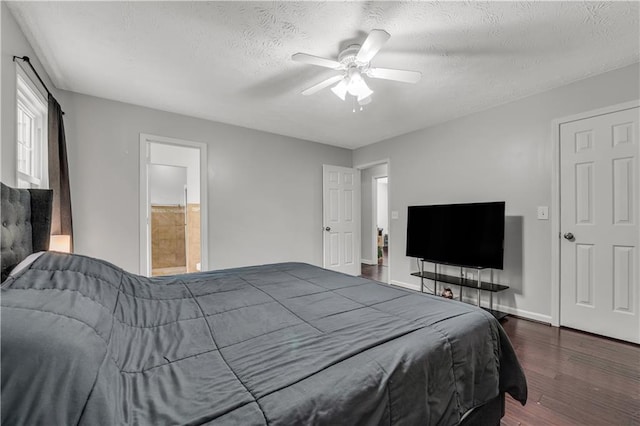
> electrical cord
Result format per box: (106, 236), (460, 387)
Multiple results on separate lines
(416, 258), (433, 293)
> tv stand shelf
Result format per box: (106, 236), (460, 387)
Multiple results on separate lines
(410, 271), (509, 293)
(411, 262), (509, 320)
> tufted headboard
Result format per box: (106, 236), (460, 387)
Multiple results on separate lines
(1, 183), (53, 282)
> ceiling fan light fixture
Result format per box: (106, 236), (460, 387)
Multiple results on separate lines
(331, 79), (348, 101)
(353, 79), (373, 101)
(346, 69), (365, 96)
(342, 68), (374, 100)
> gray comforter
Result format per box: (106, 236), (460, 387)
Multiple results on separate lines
(1, 253), (526, 425)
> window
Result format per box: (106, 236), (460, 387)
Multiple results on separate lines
(16, 67), (47, 189)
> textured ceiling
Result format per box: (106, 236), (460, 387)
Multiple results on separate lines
(7, 1), (640, 149)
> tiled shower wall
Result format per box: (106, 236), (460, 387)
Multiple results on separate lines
(151, 205), (186, 270)
(151, 204), (201, 275)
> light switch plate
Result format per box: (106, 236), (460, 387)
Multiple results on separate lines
(537, 206), (549, 220)
(391, 210), (399, 220)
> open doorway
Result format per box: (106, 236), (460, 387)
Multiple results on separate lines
(359, 162), (389, 283)
(139, 134), (208, 277)
(376, 177), (389, 268)
(149, 164), (188, 276)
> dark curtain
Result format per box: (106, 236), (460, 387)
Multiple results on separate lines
(48, 94), (74, 252)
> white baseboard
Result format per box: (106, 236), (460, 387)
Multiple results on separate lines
(361, 258), (376, 266)
(458, 296), (552, 324)
(492, 303), (552, 324)
(390, 279), (421, 292)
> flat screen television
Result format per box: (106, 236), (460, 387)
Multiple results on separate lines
(406, 201), (505, 269)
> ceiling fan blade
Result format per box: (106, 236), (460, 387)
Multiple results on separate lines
(301, 75), (344, 96)
(356, 29), (391, 63)
(367, 68), (422, 84)
(292, 53), (342, 69)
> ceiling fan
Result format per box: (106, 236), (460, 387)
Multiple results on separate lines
(292, 29), (421, 108)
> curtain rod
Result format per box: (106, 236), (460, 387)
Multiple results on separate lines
(13, 55), (65, 115)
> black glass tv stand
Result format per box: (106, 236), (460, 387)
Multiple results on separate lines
(410, 260), (509, 320)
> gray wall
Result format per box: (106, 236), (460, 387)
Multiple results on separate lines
(353, 63), (640, 322)
(360, 163), (387, 264)
(377, 179), (388, 235)
(1, 2), (58, 185)
(150, 143), (200, 204)
(58, 91), (351, 273)
(149, 164), (187, 205)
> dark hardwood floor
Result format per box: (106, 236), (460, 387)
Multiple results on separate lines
(500, 316), (640, 425)
(361, 263), (388, 282)
(361, 247), (388, 283)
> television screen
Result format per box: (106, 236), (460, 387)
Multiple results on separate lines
(406, 202), (505, 269)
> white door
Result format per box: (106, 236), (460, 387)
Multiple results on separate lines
(323, 165), (360, 276)
(560, 106), (639, 343)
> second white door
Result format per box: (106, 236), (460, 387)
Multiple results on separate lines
(560, 106), (639, 343)
(323, 165), (360, 276)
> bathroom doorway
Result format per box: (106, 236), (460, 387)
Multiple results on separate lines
(149, 164), (188, 276)
(139, 134), (208, 277)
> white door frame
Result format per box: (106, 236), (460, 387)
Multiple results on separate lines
(550, 100), (639, 327)
(356, 159), (391, 284)
(139, 133), (209, 276)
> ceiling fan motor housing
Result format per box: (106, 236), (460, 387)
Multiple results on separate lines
(338, 44), (367, 68)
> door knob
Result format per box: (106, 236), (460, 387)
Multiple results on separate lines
(563, 232), (574, 241)
(325, 227), (331, 232)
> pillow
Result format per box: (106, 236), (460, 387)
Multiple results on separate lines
(7, 251), (45, 280)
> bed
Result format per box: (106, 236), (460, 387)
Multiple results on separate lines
(1, 183), (527, 425)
